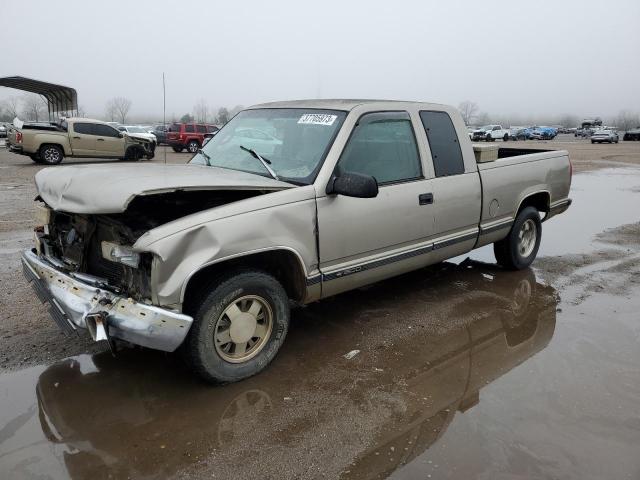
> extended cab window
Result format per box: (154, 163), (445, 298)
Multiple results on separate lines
(338, 111), (421, 185)
(196, 125), (207, 133)
(94, 124), (120, 137)
(185, 124), (195, 133)
(73, 123), (94, 135)
(419, 111), (465, 177)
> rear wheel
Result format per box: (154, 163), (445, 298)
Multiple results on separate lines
(503, 133), (509, 141)
(494, 206), (542, 270)
(39, 145), (63, 165)
(183, 269), (290, 383)
(187, 140), (200, 153)
(486, 134), (493, 142)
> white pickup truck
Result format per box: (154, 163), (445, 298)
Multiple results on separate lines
(471, 124), (510, 142)
(22, 99), (572, 383)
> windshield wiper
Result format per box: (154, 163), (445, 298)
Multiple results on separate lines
(240, 145), (279, 180)
(197, 149), (212, 166)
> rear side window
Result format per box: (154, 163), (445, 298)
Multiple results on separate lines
(338, 111), (422, 185)
(196, 125), (207, 133)
(169, 123), (181, 132)
(419, 111), (465, 177)
(73, 123), (94, 135)
(185, 124), (195, 133)
(206, 125), (218, 133)
(94, 124), (120, 137)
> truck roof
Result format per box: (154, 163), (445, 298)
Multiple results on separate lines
(248, 99), (451, 111)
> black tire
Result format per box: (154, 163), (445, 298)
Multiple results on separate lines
(38, 144), (63, 165)
(187, 140), (200, 153)
(486, 134), (493, 142)
(591, 140), (595, 144)
(503, 134), (509, 141)
(125, 146), (142, 161)
(29, 154), (42, 163)
(183, 269), (290, 384)
(493, 206), (542, 270)
(172, 146), (184, 153)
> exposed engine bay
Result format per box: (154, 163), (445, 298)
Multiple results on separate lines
(38, 189), (268, 301)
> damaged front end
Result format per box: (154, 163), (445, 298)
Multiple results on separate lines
(22, 202), (193, 351)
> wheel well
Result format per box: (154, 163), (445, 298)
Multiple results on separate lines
(518, 192), (550, 215)
(183, 250), (307, 309)
(39, 143), (63, 153)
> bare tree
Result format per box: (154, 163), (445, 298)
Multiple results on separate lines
(2, 97), (21, 120)
(216, 107), (230, 125)
(106, 97), (132, 123)
(458, 101), (479, 125)
(614, 110), (640, 131)
(193, 98), (209, 123)
(475, 111), (491, 126)
(229, 105), (244, 118)
(22, 94), (47, 122)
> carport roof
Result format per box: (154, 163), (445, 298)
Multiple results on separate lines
(0, 76), (78, 117)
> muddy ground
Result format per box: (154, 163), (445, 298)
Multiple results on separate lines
(0, 138), (639, 479)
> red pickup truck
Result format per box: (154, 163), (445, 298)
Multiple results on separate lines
(167, 123), (219, 153)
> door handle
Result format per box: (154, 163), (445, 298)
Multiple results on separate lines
(72, 136), (81, 139)
(97, 138), (105, 141)
(418, 193), (434, 205)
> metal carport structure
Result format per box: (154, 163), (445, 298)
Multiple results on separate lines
(0, 76), (78, 120)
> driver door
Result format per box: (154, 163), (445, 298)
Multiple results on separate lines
(317, 111), (435, 297)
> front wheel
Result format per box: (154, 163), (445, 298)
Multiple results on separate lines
(503, 134), (509, 141)
(486, 134), (493, 142)
(172, 146), (184, 153)
(493, 206), (542, 270)
(183, 269), (290, 383)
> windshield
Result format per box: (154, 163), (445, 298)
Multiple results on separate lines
(126, 126), (147, 133)
(481, 125), (492, 130)
(190, 108), (347, 184)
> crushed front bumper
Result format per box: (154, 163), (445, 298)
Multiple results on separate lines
(21, 249), (192, 352)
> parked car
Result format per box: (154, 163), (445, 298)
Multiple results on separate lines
(471, 125), (510, 142)
(591, 129), (619, 144)
(167, 122), (219, 153)
(530, 126), (557, 140)
(6, 117), (154, 164)
(152, 124), (169, 145)
(21, 100), (572, 383)
(508, 127), (532, 141)
(117, 125), (157, 147)
(0, 123), (7, 138)
(623, 127), (640, 141)
(202, 129), (219, 146)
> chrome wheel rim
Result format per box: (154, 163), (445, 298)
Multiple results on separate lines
(214, 295), (273, 363)
(189, 142), (198, 152)
(44, 148), (59, 162)
(517, 219), (537, 258)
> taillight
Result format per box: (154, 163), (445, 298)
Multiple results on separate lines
(16, 132), (22, 143)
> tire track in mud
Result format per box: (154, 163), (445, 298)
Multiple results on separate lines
(536, 222), (640, 305)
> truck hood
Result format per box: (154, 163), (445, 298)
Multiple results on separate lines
(35, 163), (294, 214)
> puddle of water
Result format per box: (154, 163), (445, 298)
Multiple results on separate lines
(0, 262), (560, 479)
(1, 168), (639, 479)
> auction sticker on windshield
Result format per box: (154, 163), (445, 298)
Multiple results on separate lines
(297, 114), (337, 126)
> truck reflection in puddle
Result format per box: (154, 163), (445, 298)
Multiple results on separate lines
(34, 261), (557, 479)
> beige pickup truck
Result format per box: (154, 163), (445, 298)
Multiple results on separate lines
(7, 117), (154, 164)
(21, 100), (572, 383)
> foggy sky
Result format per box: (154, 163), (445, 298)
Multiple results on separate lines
(1, 0), (639, 121)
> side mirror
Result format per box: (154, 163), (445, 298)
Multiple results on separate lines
(118, 132), (124, 138)
(327, 171), (378, 198)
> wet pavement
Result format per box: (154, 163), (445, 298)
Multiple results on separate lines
(1, 167), (640, 479)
